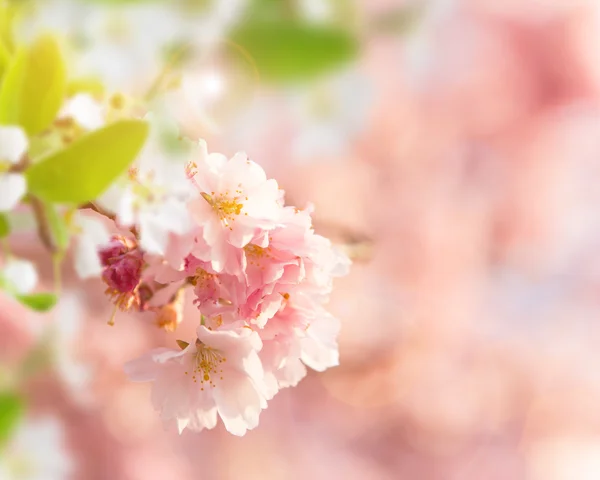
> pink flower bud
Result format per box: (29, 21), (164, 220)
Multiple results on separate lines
(98, 236), (136, 266)
(102, 253), (143, 293)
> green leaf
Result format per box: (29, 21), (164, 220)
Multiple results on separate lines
(0, 1), (16, 55)
(229, 22), (358, 83)
(0, 38), (10, 80)
(0, 392), (24, 445)
(25, 119), (149, 204)
(0, 34), (67, 135)
(0, 213), (9, 238)
(15, 293), (58, 312)
(66, 77), (105, 98)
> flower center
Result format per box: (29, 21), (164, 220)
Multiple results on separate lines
(201, 189), (248, 229)
(244, 244), (273, 268)
(187, 342), (226, 389)
(189, 267), (214, 289)
(128, 167), (165, 205)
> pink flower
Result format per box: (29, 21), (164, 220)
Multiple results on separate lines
(258, 293), (341, 399)
(124, 325), (268, 436)
(187, 141), (284, 273)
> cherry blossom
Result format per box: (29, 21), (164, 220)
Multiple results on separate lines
(125, 324), (268, 436)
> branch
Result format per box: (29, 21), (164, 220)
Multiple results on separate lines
(80, 202), (139, 238)
(29, 196), (58, 253)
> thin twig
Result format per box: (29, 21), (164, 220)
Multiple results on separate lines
(80, 202), (139, 238)
(29, 196), (58, 253)
(80, 201), (116, 222)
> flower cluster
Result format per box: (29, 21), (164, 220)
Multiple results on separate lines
(97, 141), (350, 436)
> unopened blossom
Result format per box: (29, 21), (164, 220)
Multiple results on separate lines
(187, 141), (283, 273)
(125, 324), (267, 436)
(0, 126), (28, 212)
(99, 236), (144, 322)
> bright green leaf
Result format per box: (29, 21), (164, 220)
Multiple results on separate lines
(0, 34), (67, 135)
(0, 392), (24, 445)
(0, 1), (16, 54)
(0, 38), (10, 79)
(66, 77), (105, 98)
(15, 293), (58, 312)
(229, 22), (358, 84)
(0, 213), (9, 238)
(25, 120), (149, 204)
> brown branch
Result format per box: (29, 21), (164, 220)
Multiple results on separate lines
(8, 154), (29, 174)
(29, 196), (58, 253)
(80, 202), (139, 238)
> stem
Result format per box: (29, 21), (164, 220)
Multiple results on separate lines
(29, 196), (57, 253)
(80, 202), (139, 238)
(0, 238), (10, 257)
(52, 252), (63, 294)
(144, 42), (192, 102)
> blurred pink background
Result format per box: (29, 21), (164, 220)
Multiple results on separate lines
(4, 1), (600, 479)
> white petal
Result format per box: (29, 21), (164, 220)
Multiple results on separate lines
(74, 236), (103, 279)
(77, 214), (111, 244)
(0, 173), (26, 212)
(60, 94), (105, 130)
(73, 214), (110, 279)
(0, 126), (28, 164)
(2, 258), (38, 294)
(139, 213), (170, 255)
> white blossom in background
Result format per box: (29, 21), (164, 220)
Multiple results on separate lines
(0, 258), (38, 295)
(59, 94), (106, 131)
(20, 0), (248, 92)
(0, 417), (73, 480)
(97, 116), (197, 255)
(71, 212), (111, 279)
(289, 69), (373, 160)
(299, 0), (335, 23)
(0, 126), (28, 212)
(50, 292), (94, 405)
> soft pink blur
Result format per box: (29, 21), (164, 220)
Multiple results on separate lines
(5, 1), (600, 479)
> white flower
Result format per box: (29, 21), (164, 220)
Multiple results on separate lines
(50, 292), (93, 405)
(0, 258), (38, 295)
(59, 94), (105, 131)
(97, 117), (196, 255)
(71, 212), (110, 279)
(125, 325), (268, 436)
(22, 0), (247, 91)
(0, 417), (73, 480)
(0, 126), (28, 212)
(290, 70), (373, 160)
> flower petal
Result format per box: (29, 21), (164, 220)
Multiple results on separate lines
(0, 126), (28, 164)
(0, 173), (26, 212)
